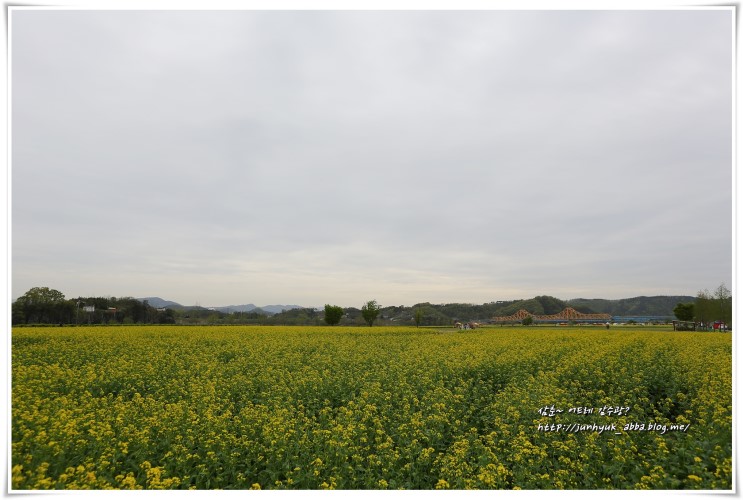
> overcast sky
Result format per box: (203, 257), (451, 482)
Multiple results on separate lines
(10, 8), (733, 307)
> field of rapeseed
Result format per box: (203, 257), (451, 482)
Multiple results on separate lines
(12, 325), (732, 490)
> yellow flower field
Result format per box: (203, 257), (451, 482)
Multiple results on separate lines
(11, 325), (732, 490)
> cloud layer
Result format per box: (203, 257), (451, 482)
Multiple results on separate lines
(11, 9), (733, 306)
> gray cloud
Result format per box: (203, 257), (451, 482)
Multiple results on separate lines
(11, 9), (733, 306)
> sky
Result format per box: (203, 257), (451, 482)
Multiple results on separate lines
(9, 7), (734, 308)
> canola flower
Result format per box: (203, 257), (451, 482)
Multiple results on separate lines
(12, 325), (732, 490)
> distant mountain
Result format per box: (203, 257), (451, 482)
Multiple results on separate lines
(213, 304), (259, 314)
(138, 297), (184, 309)
(137, 298), (304, 315)
(260, 304), (304, 314)
(380, 295), (693, 325)
(137, 296), (691, 321)
(212, 304), (304, 314)
(567, 296), (695, 316)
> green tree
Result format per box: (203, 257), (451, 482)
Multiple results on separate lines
(324, 304), (344, 326)
(14, 286), (69, 324)
(522, 315), (534, 326)
(361, 300), (381, 327)
(714, 282), (732, 327)
(673, 302), (695, 321)
(695, 289), (715, 327)
(414, 308), (424, 327)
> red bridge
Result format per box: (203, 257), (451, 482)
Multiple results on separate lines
(493, 307), (611, 324)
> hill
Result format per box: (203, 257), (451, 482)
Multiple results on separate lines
(376, 295), (692, 326)
(212, 304), (304, 315)
(136, 295), (694, 326)
(137, 298), (304, 315)
(566, 296), (695, 316)
(138, 297), (183, 309)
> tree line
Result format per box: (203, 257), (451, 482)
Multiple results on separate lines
(10, 289), (425, 328)
(14, 286), (725, 328)
(10, 288), (389, 327)
(12, 287), (177, 325)
(673, 283), (732, 329)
